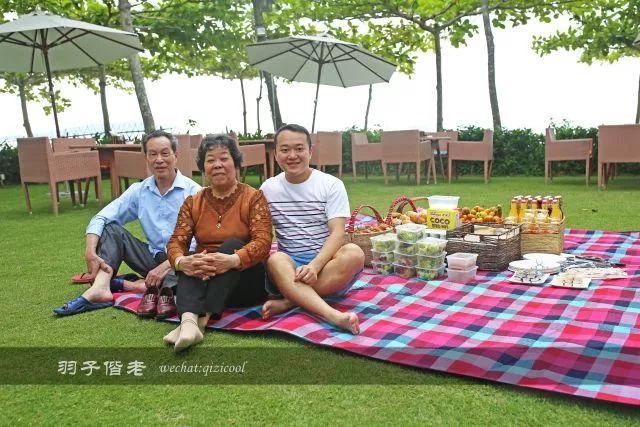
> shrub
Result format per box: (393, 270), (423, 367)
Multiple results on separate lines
(0, 142), (19, 184)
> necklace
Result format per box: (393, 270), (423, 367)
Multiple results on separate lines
(210, 181), (238, 199)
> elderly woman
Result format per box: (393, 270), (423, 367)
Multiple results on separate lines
(164, 134), (272, 351)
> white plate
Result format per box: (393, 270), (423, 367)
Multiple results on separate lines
(508, 259), (561, 274)
(507, 273), (550, 285)
(523, 253), (566, 264)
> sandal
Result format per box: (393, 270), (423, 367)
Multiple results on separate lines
(71, 272), (94, 284)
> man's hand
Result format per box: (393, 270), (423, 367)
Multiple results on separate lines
(295, 263), (319, 285)
(145, 260), (171, 288)
(85, 251), (112, 279)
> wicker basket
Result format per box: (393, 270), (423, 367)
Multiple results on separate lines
(346, 205), (390, 267)
(384, 195), (418, 225)
(445, 223), (522, 271)
(520, 219), (566, 255)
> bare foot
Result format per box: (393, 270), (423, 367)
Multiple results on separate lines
(333, 311), (360, 334)
(163, 325), (181, 346)
(262, 298), (295, 320)
(82, 286), (113, 303)
(124, 279), (147, 293)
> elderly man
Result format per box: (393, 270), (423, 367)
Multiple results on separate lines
(54, 130), (201, 317)
(260, 124), (365, 334)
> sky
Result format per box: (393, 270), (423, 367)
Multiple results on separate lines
(0, 16), (638, 141)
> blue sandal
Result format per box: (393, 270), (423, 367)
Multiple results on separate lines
(110, 273), (141, 293)
(53, 296), (113, 316)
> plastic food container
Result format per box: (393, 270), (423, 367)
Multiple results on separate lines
(446, 266), (478, 283)
(371, 261), (393, 275)
(395, 240), (417, 255)
(393, 252), (417, 267)
(371, 249), (394, 263)
(370, 233), (397, 252)
(417, 253), (446, 269)
(416, 265), (446, 281)
(446, 252), (478, 270)
(427, 195), (460, 209)
(416, 237), (448, 256)
(395, 223), (425, 243)
(393, 263), (416, 279)
(424, 228), (447, 239)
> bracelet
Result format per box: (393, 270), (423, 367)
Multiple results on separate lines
(175, 256), (185, 272)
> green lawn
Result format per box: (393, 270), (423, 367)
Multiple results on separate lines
(1, 174), (639, 425)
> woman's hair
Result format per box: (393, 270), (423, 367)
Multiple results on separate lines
(196, 133), (243, 172)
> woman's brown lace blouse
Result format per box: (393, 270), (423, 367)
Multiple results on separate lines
(167, 183), (272, 270)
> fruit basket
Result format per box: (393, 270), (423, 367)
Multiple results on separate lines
(346, 205), (393, 267)
(445, 223), (521, 271)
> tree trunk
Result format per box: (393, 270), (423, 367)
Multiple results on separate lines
(98, 65), (112, 135)
(364, 84), (372, 131)
(482, 0), (501, 131)
(118, 0), (155, 133)
(434, 29), (443, 131)
(17, 77), (33, 137)
(240, 77), (247, 135)
(251, 0), (283, 130)
(636, 72), (640, 124)
(256, 73), (263, 134)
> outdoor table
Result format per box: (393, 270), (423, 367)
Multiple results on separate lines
(69, 143), (142, 199)
(239, 139), (276, 177)
(420, 134), (450, 180)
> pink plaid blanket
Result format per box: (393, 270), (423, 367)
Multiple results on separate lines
(115, 228), (640, 405)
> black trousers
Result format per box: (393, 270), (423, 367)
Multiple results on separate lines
(176, 238), (267, 318)
(97, 223), (177, 288)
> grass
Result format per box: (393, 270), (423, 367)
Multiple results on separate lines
(1, 173), (639, 425)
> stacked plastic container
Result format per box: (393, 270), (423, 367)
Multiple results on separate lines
(370, 233), (397, 275)
(446, 252), (479, 283)
(393, 223), (424, 278)
(415, 237), (447, 280)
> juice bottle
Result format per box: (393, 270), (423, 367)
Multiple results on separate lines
(508, 197), (519, 222)
(541, 198), (549, 214)
(518, 197), (526, 223)
(550, 198), (563, 221)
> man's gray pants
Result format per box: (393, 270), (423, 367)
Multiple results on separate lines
(97, 223), (177, 288)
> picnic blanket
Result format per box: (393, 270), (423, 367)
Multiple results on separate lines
(114, 228), (640, 405)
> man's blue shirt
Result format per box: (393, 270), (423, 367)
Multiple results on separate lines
(86, 170), (201, 256)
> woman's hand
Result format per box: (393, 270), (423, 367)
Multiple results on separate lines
(179, 251), (241, 280)
(200, 253), (241, 277)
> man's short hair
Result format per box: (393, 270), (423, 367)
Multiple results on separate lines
(141, 130), (177, 153)
(196, 133), (243, 172)
(274, 124), (312, 148)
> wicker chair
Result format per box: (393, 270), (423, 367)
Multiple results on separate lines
(52, 137), (102, 205)
(228, 132), (267, 183)
(381, 130), (436, 185)
(350, 132), (382, 181)
(113, 150), (149, 197)
(448, 129), (494, 184)
(545, 128), (592, 186)
(310, 132), (343, 177)
(597, 124), (640, 188)
(175, 134), (194, 179)
(18, 137), (103, 215)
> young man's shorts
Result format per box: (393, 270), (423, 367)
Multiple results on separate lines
(265, 251), (362, 298)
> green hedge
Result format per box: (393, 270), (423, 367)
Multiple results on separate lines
(2, 125), (638, 184)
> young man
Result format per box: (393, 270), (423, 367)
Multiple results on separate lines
(54, 130), (201, 317)
(260, 124), (365, 334)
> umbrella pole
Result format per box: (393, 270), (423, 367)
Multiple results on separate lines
(42, 47), (61, 138)
(311, 47), (324, 134)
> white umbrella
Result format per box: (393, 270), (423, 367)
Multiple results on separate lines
(0, 9), (143, 137)
(247, 34), (396, 132)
